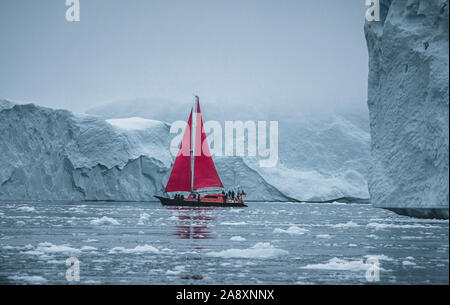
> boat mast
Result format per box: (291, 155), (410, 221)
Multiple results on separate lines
(190, 95), (198, 193)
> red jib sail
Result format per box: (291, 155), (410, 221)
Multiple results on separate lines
(193, 102), (224, 190)
(165, 111), (193, 192)
(165, 98), (223, 193)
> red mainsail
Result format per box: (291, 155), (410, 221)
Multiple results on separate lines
(165, 98), (223, 193)
(193, 102), (224, 190)
(165, 111), (193, 192)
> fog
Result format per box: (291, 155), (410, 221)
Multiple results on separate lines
(0, 0), (369, 116)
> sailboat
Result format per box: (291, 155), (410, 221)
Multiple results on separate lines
(155, 96), (247, 208)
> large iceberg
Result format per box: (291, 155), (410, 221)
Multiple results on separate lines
(87, 99), (372, 201)
(0, 99), (370, 202)
(365, 0), (449, 218)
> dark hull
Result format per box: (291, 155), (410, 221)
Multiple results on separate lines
(154, 196), (247, 208)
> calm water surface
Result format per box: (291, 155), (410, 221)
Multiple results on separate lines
(0, 201), (448, 284)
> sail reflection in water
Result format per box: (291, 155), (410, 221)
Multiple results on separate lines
(169, 207), (216, 240)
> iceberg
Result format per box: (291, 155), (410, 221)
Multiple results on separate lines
(365, 0), (449, 218)
(0, 99), (371, 202)
(0, 101), (171, 201)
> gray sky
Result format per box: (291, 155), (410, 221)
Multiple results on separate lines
(0, 0), (369, 113)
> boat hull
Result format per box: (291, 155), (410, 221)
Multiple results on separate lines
(154, 196), (247, 208)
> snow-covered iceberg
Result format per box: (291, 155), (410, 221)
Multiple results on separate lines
(365, 0), (449, 218)
(0, 99), (370, 202)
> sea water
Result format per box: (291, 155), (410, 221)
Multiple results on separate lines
(0, 201), (448, 284)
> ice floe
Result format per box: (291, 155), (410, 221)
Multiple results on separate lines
(23, 242), (82, 256)
(205, 242), (288, 259)
(230, 236), (246, 241)
(109, 244), (160, 254)
(220, 221), (247, 226)
(316, 234), (332, 239)
(166, 265), (186, 275)
(81, 246), (97, 251)
(9, 275), (48, 284)
(90, 216), (120, 226)
(273, 226), (308, 235)
(301, 257), (373, 271)
(332, 221), (360, 228)
(17, 206), (35, 212)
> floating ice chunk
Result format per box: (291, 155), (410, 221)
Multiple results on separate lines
(273, 226), (308, 235)
(332, 221), (360, 228)
(166, 265), (186, 275)
(230, 236), (246, 241)
(220, 221), (247, 226)
(301, 257), (371, 271)
(23, 242), (81, 256)
(137, 213), (151, 225)
(366, 234), (379, 239)
(316, 234), (332, 239)
(205, 242), (288, 259)
(81, 246), (97, 251)
(9, 275), (48, 284)
(90, 216), (120, 226)
(109, 244), (160, 254)
(17, 206), (35, 212)
(402, 261), (417, 266)
(364, 254), (393, 261)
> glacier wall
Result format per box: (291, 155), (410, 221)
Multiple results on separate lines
(365, 0), (449, 218)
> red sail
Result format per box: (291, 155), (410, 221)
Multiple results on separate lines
(193, 102), (224, 190)
(165, 111), (192, 192)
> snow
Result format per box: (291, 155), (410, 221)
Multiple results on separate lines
(205, 242), (288, 259)
(273, 226), (308, 235)
(364, 0), (449, 218)
(90, 216), (120, 226)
